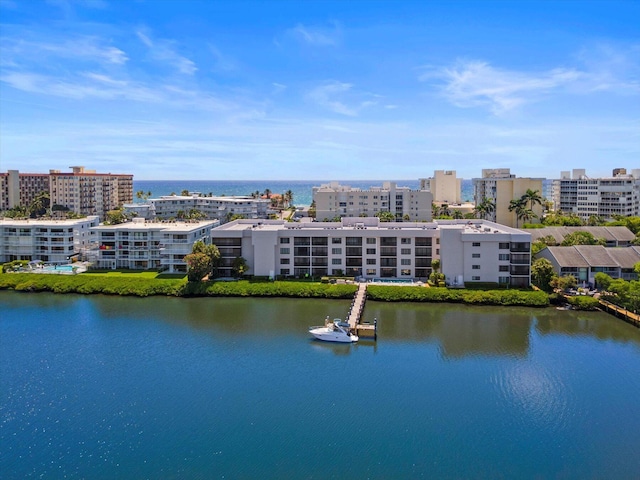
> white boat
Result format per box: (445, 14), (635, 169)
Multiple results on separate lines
(309, 317), (358, 343)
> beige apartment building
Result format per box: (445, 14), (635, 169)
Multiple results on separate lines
(312, 181), (433, 222)
(49, 166), (133, 219)
(0, 170), (50, 211)
(473, 169), (544, 227)
(1, 166), (133, 219)
(419, 170), (462, 204)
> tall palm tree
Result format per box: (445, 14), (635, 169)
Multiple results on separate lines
(285, 189), (294, 208)
(522, 189), (542, 211)
(508, 198), (536, 228)
(452, 209), (463, 219)
(474, 198), (495, 220)
(263, 188), (272, 199)
(439, 204), (451, 217)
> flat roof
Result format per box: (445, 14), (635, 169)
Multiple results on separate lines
(92, 220), (218, 232)
(0, 216), (99, 227)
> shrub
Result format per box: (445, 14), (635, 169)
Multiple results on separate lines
(567, 295), (600, 310)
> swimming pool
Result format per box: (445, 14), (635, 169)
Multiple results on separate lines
(40, 265), (75, 272)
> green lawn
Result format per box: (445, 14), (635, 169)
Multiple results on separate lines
(80, 270), (186, 280)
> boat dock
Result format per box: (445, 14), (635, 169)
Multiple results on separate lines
(599, 299), (640, 328)
(347, 283), (377, 339)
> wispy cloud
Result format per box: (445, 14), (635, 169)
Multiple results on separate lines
(287, 22), (341, 46)
(1, 35), (127, 65)
(136, 29), (197, 75)
(308, 81), (378, 116)
(421, 60), (582, 114)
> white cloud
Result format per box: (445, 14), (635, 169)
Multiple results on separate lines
(136, 29), (197, 75)
(287, 23), (340, 46)
(421, 60), (583, 114)
(1, 35), (128, 65)
(307, 81), (379, 117)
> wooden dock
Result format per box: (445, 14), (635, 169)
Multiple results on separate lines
(347, 283), (377, 339)
(599, 299), (640, 328)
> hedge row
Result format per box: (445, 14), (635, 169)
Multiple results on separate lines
(0, 274), (357, 299)
(0, 273), (185, 296)
(367, 285), (549, 307)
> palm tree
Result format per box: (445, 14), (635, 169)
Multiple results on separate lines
(437, 204), (450, 217)
(522, 189), (542, 211)
(508, 198), (536, 228)
(263, 188), (272, 199)
(431, 203), (439, 219)
(452, 209), (463, 219)
(284, 189), (294, 208)
(474, 198), (495, 220)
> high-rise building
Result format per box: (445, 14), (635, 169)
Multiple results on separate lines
(312, 181), (433, 222)
(419, 170), (461, 204)
(552, 168), (640, 220)
(0, 170), (50, 211)
(1, 166), (133, 219)
(473, 169), (544, 228)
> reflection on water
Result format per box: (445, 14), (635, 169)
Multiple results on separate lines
(2, 291), (640, 479)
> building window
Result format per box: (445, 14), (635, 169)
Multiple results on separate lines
(280, 269), (290, 275)
(401, 248), (411, 255)
(499, 265), (509, 272)
(472, 265), (480, 270)
(401, 259), (411, 266)
(472, 253), (481, 258)
(332, 238), (342, 244)
(366, 258), (376, 265)
(280, 248), (290, 254)
(499, 254), (510, 261)
(366, 238), (376, 244)
(472, 276), (481, 281)
(280, 258), (290, 264)
(401, 269), (411, 276)
(332, 248), (342, 255)
(366, 248), (376, 255)
(332, 259), (341, 265)
(401, 238), (411, 244)
(499, 276), (510, 284)
(472, 242), (481, 247)
(500, 242), (510, 249)
(366, 269), (376, 275)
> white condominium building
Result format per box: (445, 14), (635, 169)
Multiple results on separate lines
(91, 218), (218, 272)
(312, 181), (433, 222)
(135, 194), (271, 222)
(210, 217), (531, 287)
(473, 168), (544, 227)
(419, 170), (462, 204)
(552, 168), (640, 220)
(0, 216), (99, 263)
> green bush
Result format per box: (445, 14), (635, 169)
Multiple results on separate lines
(367, 285), (549, 307)
(567, 295), (600, 310)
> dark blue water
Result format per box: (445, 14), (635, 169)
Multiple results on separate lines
(2, 292), (640, 479)
(133, 180), (476, 207)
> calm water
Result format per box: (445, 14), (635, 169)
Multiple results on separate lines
(2, 291), (640, 479)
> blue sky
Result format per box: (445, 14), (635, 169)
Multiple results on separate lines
(0, 0), (638, 180)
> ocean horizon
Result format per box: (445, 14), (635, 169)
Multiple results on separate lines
(134, 179), (476, 207)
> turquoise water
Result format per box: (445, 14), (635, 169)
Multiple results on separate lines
(40, 265), (74, 272)
(1, 292), (640, 478)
